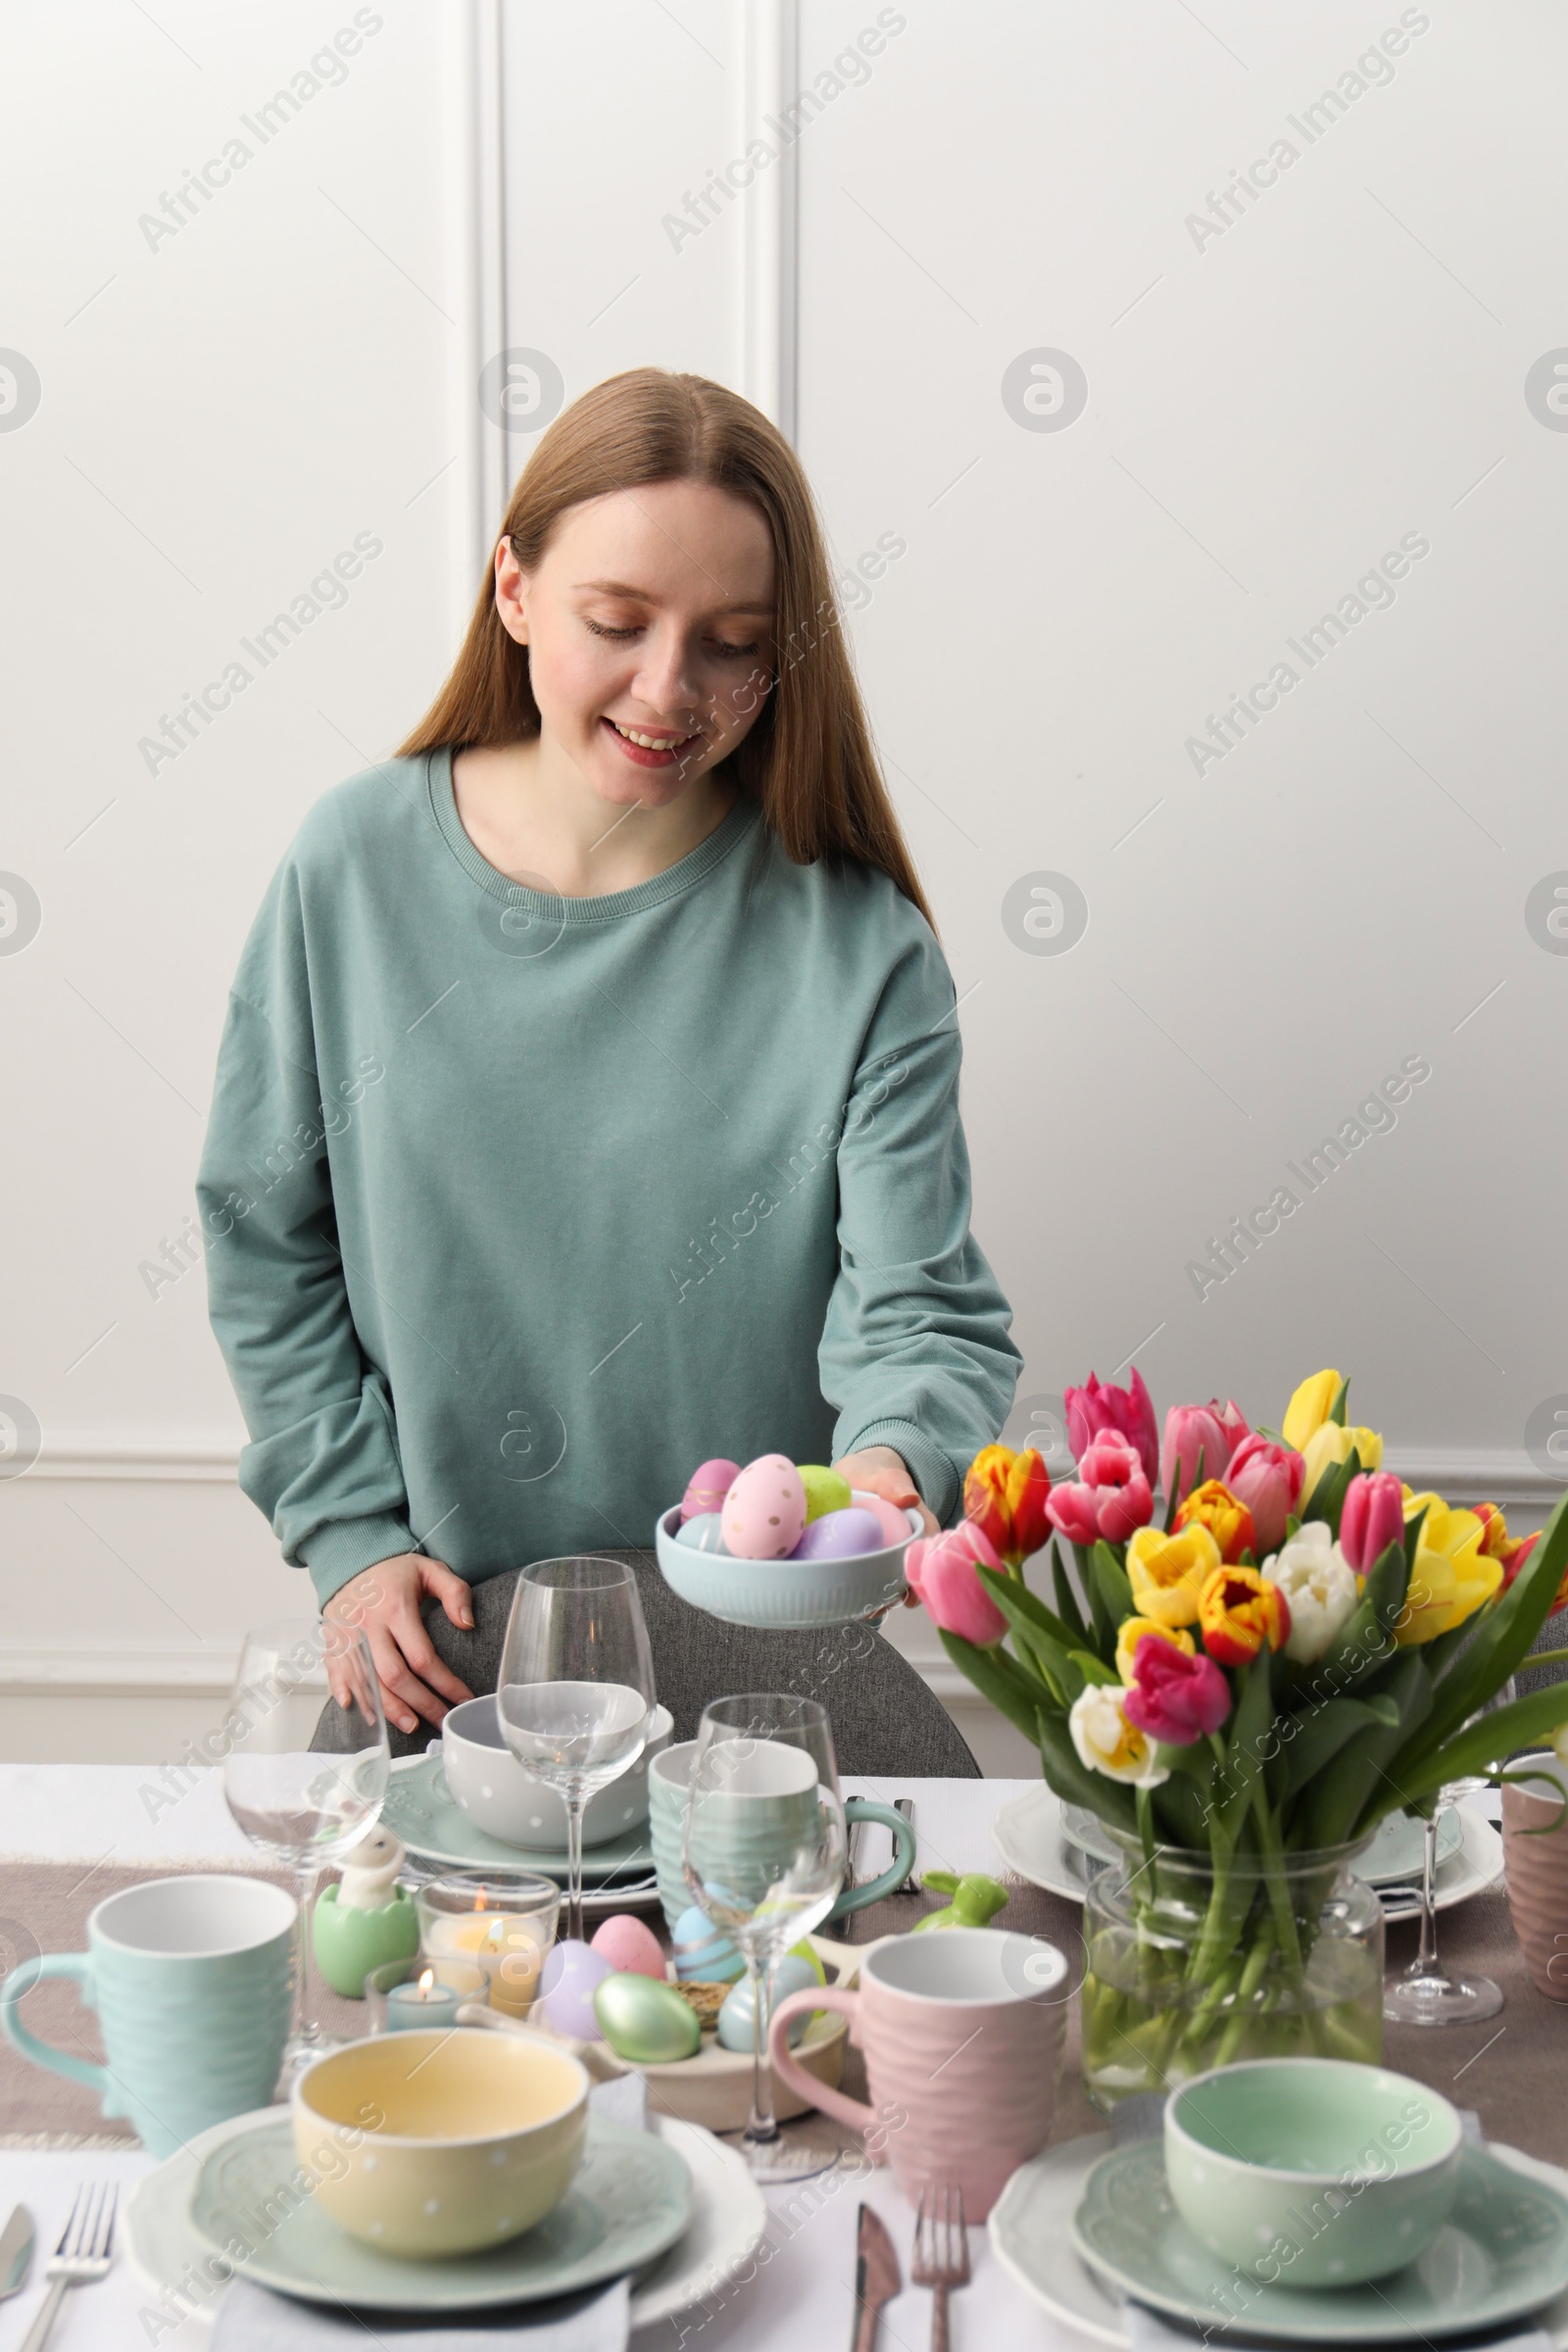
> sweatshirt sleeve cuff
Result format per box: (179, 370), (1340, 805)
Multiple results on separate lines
(837, 1419), (960, 1528)
(299, 1513), (417, 1608)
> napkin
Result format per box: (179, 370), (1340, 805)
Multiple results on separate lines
(209, 2077), (650, 2352)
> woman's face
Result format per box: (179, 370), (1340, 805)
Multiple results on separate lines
(498, 479), (776, 808)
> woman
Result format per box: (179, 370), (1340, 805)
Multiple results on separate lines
(198, 367), (1021, 1752)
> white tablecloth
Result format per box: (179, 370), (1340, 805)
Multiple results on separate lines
(0, 1767), (1071, 2350)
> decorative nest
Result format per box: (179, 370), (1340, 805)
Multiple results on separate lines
(668, 1980), (731, 2029)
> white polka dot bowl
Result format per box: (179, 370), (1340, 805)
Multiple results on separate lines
(654, 1494), (917, 1629)
(440, 1696), (672, 1850)
(1163, 2058), (1463, 2289)
(291, 2026), (589, 2257)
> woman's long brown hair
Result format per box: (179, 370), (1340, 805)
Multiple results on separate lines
(397, 368), (935, 930)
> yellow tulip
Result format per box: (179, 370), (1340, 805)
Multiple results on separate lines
(1125, 1523), (1222, 1629)
(1282, 1369), (1343, 1452)
(1395, 1495), (1503, 1644)
(1114, 1616), (1196, 1686)
(1299, 1420), (1384, 1494)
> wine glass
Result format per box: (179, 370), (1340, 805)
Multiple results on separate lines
(1384, 1677), (1516, 2026)
(682, 1693), (850, 2182)
(496, 1557), (656, 1946)
(221, 1617), (389, 2073)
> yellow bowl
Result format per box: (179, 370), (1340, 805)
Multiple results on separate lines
(291, 2027), (589, 2257)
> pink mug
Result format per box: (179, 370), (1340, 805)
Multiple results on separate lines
(768, 1926), (1068, 2219)
(1502, 1748), (1568, 2001)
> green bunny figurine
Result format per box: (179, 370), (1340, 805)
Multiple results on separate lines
(311, 1825), (419, 1996)
(911, 1870), (1009, 1932)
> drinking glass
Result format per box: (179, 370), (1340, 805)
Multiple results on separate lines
(1385, 1677), (1516, 2026)
(682, 1692), (850, 2182)
(221, 1617), (389, 2073)
(496, 1557), (656, 1945)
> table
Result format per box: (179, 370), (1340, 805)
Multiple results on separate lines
(0, 1767), (1552, 2350)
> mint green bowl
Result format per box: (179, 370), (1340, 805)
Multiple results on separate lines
(1165, 2059), (1463, 2288)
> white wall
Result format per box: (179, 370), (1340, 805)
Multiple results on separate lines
(3, 0), (1563, 1768)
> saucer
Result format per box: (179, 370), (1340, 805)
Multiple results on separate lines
(1068, 2136), (1568, 2343)
(184, 2111), (691, 2312)
(126, 2104), (763, 2330)
(383, 1754), (658, 1900)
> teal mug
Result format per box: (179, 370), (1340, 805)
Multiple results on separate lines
(648, 1741), (915, 1935)
(0, 1874), (296, 2157)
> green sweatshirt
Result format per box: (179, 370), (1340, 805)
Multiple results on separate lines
(197, 748), (1021, 1605)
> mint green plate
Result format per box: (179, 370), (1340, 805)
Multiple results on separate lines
(188, 2113), (691, 2311)
(383, 1755), (655, 1887)
(1070, 2138), (1568, 2342)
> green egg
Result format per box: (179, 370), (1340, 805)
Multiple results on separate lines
(593, 1971), (701, 2064)
(798, 1464), (852, 1522)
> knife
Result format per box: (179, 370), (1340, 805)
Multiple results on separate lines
(0, 2205), (33, 2299)
(853, 2202), (900, 2351)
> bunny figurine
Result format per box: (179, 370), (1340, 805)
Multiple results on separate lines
(311, 1824), (420, 1996)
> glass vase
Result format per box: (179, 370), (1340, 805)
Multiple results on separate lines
(1079, 1830), (1384, 2111)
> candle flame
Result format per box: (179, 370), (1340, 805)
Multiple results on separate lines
(417, 1968), (434, 1993)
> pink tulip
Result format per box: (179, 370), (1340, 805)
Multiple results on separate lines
(905, 1524), (1007, 1646)
(1049, 1434), (1155, 1545)
(1159, 1399), (1250, 1510)
(1123, 1636), (1231, 1745)
(1222, 1433), (1305, 1555)
(1065, 1366), (1159, 1488)
(1339, 1471), (1405, 1576)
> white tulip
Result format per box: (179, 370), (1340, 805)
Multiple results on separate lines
(1262, 1520), (1359, 1665)
(1068, 1682), (1169, 1789)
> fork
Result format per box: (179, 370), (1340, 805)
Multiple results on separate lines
(911, 2181), (969, 2352)
(20, 2183), (116, 2352)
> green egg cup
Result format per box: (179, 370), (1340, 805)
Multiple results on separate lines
(311, 1884), (420, 1998)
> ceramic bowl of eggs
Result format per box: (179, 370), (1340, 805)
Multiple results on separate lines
(654, 1455), (918, 1629)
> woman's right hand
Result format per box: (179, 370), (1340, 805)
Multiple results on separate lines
(323, 1554), (476, 1737)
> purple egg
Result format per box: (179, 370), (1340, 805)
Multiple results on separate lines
(788, 1506), (886, 1561)
(538, 1937), (612, 2040)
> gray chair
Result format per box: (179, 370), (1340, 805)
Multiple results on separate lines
(314, 1547), (980, 1777)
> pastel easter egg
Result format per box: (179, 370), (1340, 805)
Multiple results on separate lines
(674, 1511), (728, 1553)
(681, 1457), (741, 1523)
(721, 1453), (808, 1561)
(537, 1937), (612, 2040)
(590, 1913), (666, 1982)
(716, 1952), (819, 2052)
(789, 1506), (885, 1561)
(670, 1903), (744, 1984)
(594, 1971), (701, 2064)
(858, 1493), (916, 1547)
(797, 1464), (852, 1522)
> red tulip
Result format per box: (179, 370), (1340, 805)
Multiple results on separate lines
(1065, 1366), (1159, 1489)
(962, 1445), (1052, 1569)
(1123, 1636), (1232, 1745)
(1340, 1471), (1405, 1575)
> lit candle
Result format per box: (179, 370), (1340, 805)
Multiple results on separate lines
(385, 1966), (463, 2033)
(425, 1914), (547, 2016)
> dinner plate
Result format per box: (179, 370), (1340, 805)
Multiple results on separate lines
(1069, 2136), (1568, 2343)
(384, 1753), (659, 1902)
(125, 2103), (764, 2331)
(993, 1784), (1503, 1920)
(1058, 1801), (1464, 1887)
(989, 2132), (1568, 2349)
(180, 2111), (690, 2313)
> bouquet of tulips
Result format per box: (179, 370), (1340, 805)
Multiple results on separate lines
(905, 1366), (1568, 2084)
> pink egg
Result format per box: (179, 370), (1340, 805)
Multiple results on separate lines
(538, 1938), (612, 2039)
(721, 1453), (808, 1560)
(789, 1506), (886, 1561)
(590, 1913), (666, 1982)
(681, 1456), (741, 1523)
(858, 1494), (916, 1547)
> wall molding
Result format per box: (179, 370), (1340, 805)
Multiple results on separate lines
(0, 1648), (242, 1696)
(739, 0), (799, 442)
(449, 0), (511, 627)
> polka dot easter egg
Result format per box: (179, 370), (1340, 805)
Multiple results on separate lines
(721, 1453), (808, 1560)
(681, 1457), (740, 1523)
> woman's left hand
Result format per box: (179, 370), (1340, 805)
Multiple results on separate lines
(833, 1445), (938, 1609)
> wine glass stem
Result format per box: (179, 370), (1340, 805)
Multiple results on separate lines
(293, 1861), (321, 2043)
(744, 1955), (779, 2147)
(1413, 1808), (1444, 1981)
(564, 1794), (586, 1946)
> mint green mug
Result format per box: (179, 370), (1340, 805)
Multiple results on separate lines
(0, 1874), (296, 2157)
